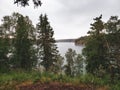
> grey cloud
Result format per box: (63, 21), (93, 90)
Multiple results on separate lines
(0, 0), (120, 39)
(57, 0), (120, 17)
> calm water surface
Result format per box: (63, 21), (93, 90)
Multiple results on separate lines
(56, 42), (86, 74)
(56, 42), (84, 56)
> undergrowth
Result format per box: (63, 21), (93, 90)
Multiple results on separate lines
(0, 71), (119, 90)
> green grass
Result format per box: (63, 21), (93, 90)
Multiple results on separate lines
(0, 71), (120, 90)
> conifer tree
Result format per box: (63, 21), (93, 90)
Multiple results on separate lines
(83, 15), (109, 76)
(36, 14), (61, 72)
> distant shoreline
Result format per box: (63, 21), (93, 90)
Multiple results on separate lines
(56, 39), (76, 43)
(55, 38), (85, 46)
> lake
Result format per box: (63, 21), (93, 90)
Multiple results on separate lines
(56, 42), (86, 74)
(56, 42), (84, 57)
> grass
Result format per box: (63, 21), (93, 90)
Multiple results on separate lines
(0, 71), (119, 90)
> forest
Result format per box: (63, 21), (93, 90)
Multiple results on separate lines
(0, 12), (120, 90)
(0, 0), (120, 90)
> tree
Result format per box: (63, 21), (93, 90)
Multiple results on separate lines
(105, 16), (120, 80)
(74, 54), (84, 76)
(0, 27), (10, 72)
(0, 13), (23, 46)
(14, 0), (42, 7)
(64, 48), (84, 76)
(64, 48), (76, 76)
(36, 14), (61, 72)
(83, 15), (109, 76)
(12, 15), (37, 70)
(53, 54), (64, 74)
(0, 13), (20, 72)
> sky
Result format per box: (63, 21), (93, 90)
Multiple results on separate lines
(0, 0), (120, 39)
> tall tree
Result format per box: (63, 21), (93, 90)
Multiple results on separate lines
(0, 13), (20, 72)
(0, 27), (10, 72)
(83, 15), (109, 76)
(105, 16), (120, 80)
(12, 15), (37, 70)
(36, 14), (61, 72)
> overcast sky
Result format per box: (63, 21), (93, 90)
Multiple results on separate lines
(0, 0), (120, 39)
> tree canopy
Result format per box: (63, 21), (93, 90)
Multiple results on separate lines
(14, 0), (42, 7)
(36, 14), (62, 72)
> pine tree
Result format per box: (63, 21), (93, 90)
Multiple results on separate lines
(36, 14), (61, 72)
(83, 15), (109, 76)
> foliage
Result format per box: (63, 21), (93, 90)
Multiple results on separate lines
(82, 15), (109, 76)
(0, 14), (17, 72)
(0, 12), (120, 89)
(105, 16), (120, 81)
(110, 81), (120, 90)
(14, 0), (42, 7)
(74, 54), (84, 75)
(75, 35), (90, 45)
(0, 71), (119, 90)
(53, 54), (64, 74)
(36, 14), (62, 72)
(0, 37), (10, 72)
(0, 12), (37, 72)
(64, 48), (76, 76)
(64, 48), (84, 76)
(83, 15), (120, 83)
(11, 15), (37, 70)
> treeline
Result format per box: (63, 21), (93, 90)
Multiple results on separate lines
(56, 39), (75, 42)
(0, 12), (83, 77)
(0, 13), (120, 83)
(83, 15), (120, 82)
(0, 13), (61, 73)
(75, 36), (89, 45)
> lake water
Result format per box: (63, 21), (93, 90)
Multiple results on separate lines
(56, 42), (84, 57)
(56, 42), (86, 74)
